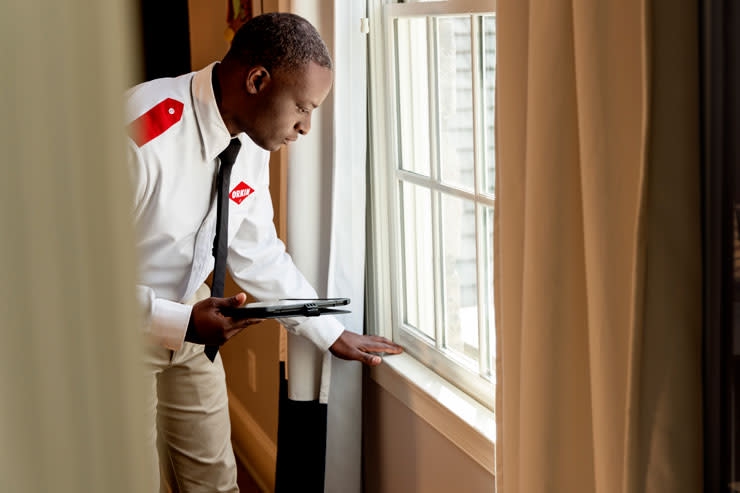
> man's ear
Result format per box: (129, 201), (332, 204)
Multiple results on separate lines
(245, 66), (270, 94)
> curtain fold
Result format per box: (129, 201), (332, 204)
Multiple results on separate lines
(323, 0), (368, 491)
(494, 0), (702, 491)
(0, 1), (151, 492)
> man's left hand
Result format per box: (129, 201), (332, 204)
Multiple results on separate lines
(329, 331), (403, 366)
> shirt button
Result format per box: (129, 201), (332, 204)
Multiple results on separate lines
(168, 107), (175, 115)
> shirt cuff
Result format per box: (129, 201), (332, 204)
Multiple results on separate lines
(149, 299), (191, 351)
(288, 316), (345, 352)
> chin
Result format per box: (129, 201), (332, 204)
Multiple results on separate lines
(244, 131), (274, 152)
(261, 137), (282, 152)
(254, 140), (278, 152)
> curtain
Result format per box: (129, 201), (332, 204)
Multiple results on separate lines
(275, 2), (367, 492)
(494, 0), (702, 492)
(0, 1), (151, 492)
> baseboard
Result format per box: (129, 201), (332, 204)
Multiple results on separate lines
(228, 389), (277, 492)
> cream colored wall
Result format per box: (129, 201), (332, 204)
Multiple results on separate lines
(187, 0), (230, 70)
(363, 378), (495, 493)
(188, 0), (267, 71)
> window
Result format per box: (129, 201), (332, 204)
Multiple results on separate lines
(367, 0), (496, 409)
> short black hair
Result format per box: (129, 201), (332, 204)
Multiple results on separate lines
(224, 12), (333, 73)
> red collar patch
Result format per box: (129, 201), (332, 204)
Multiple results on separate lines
(229, 181), (254, 204)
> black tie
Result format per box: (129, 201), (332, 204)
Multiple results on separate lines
(205, 137), (242, 362)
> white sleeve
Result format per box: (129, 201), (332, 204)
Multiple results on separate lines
(226, 184), (344, 352)
(136, 285), (191, 351)
(126, 139), (191, 350)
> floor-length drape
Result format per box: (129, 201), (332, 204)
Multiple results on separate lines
(494, 0), (702, 492)
(0, 1), (151, 492)
(275, 2), (367, 492)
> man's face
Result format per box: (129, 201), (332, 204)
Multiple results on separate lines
(243, 61), (333, 152)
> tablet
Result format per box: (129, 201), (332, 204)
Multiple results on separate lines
(221, 298), (351, 319)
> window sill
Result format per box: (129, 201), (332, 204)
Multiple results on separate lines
(369, 352), (495, 475)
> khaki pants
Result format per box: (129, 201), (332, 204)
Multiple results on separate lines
(145, 286), (238, 493)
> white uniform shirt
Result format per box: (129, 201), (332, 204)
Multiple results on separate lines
(125, 62), (344, 352)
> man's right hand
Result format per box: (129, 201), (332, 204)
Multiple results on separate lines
(184, 292), (263, 346)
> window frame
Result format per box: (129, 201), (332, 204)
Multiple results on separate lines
(367, 0), (496, 410)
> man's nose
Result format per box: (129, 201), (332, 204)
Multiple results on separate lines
(295, 114), (311, 135)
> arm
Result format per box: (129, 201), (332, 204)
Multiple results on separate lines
(227, 177), (402, 364)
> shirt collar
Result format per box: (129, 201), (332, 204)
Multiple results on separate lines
(191, 62), (233, 163)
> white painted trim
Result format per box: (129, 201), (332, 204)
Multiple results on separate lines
(370, 353), (495, 476)
(385, 0), (496, 17)
(228, 390), (277, 493)
(368, 0), (496, 409)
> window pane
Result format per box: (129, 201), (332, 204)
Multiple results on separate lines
(400, 181), (435, 339)
(396, 18), (431, 177)
(482, 15), (496, 196)
(437, 17), (474, 191)
(441, 193), (479, 367)
(483, 204), (495, 377)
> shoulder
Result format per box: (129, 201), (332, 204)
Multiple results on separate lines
(125, 74), (193, 148)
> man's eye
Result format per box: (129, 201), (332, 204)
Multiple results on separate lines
(297, 106), (309, 114)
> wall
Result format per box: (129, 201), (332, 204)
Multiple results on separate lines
(363, 378), (495, 493)
(188, 0), (230, 70)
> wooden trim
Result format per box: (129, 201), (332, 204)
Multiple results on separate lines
(228, 389), (277, 493)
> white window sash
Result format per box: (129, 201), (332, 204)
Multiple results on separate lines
(368, 0), (496, 409)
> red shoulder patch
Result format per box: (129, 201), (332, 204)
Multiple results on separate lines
(128, 98), (184, 147)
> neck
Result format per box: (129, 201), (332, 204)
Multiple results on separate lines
(212, 63), (223, 110)
(212, 62), (242, 136)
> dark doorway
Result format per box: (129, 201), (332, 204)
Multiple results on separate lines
(136, 0), (192, 83)
(701, 0), (740, 491)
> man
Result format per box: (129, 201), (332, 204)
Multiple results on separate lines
(125, 12), (403, 492)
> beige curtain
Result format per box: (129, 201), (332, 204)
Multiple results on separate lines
(0, 1), (152, 492)
(494, 0), (702, 492)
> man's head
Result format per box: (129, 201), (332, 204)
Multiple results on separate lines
(217, 13), (334, 151)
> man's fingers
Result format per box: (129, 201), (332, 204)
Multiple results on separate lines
(377, 336), (404, 348)
(362, 339), (404, 355)
(225, 318), (264, 337)
(235, 318), (264, 328)
(364, 353), (382, 366)
(225, 292), (247, 306)
(347, 346), (382, 366)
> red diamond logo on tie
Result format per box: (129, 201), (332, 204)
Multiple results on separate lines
(229, 181), (254, 205)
